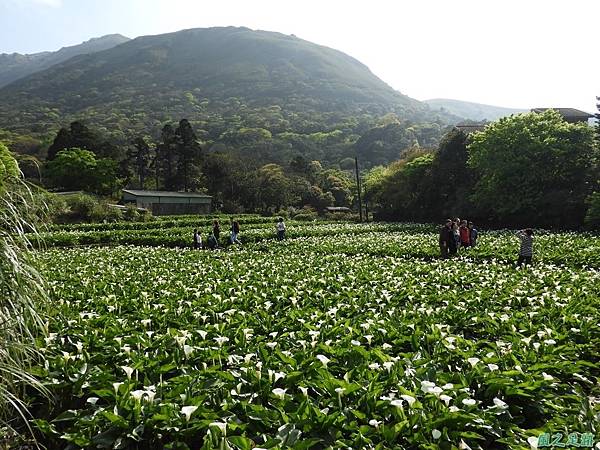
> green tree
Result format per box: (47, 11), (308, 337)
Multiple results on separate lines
(155, 124), (178, 190)
(354, 122), (419, 167)
(318, 169), (354, 207)
(45, 148), (118, 195)
(47, 121), (121, 161)
(379, 151), (435, 220)
(302, 185), (335, 210)
(202, 152), (255, 209)
(468, 110), (597, 227)
(363, 165), (386, 209)
(256, 163), (291, 212)
(127, 137), (153, 188)
(175, 119), (203, 191)
(428, 128), (476, 219)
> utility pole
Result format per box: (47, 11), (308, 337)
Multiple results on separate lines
(355, 157), (363, 222)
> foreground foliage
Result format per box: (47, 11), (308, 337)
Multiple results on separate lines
(28, 226), (600, 449)
(0, 177), (48, 439)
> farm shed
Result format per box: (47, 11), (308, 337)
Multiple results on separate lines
(122, 190), (212, 216)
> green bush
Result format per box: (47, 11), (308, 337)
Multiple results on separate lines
(56, 194), (124, 223)
(293, 213), (317, 221)
(67, 194), (97, 222)
(123, 204), (140, 222)
(323, 212), (358, 222)
(90, 203), (122, 223)
(44, 194), (69, 223)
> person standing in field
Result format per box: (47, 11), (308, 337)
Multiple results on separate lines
(468, 222), (478, 246)
(516, 228), (534, 266)
(276, 217), (286, 241)
(459, 219), (470, 249)
(449, 220), (459, 255)
(439, 219), (452, 258)
(230, 219), (241, 245)
(212, 219), (221, 245)
(193, 229), (202, 249)
(206, 232), (219, 250)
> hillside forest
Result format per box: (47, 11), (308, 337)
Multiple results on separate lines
(1, 106), (599, 229)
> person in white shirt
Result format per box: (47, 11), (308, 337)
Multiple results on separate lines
(276, 217), (286, 241)
(193, 229), (202, 249)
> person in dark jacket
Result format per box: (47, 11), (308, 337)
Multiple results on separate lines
(230, 219), (241, 245)
(439, 219), (452, 258)
(468, 222), (478, 247)
(212, 220), (221, 245)
(206, 232), (218, 250)
(449, 221), (459, 256)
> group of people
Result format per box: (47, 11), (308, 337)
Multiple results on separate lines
(193, 218), (239, 250)
(439, 218), (535, 265)
(439, 218), (478, 258)
(193, 217), (287, 249)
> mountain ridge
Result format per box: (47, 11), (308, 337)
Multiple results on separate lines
(424, 98), (527, 121)
(0, 34), (130, 88)
(0, 27), (454, 139)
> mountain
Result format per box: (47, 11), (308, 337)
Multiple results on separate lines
(0, 34), (130, 88)
(0, 27), (454, 140)
(424, 98), (527, 121)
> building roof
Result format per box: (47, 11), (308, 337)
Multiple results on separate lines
(531, 108), (593, 119)
(123, 189), (212, 199)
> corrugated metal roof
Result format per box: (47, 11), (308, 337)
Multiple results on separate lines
(123, 189), (212, 198)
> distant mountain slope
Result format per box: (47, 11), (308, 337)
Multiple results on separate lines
(0, 27), (454, 138)
(0, 34), (130, 88)
(424, 98), (527, 121)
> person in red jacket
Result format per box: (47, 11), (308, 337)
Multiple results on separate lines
(459, 220), (470, 249)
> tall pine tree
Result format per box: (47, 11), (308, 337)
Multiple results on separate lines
(175, 119), (202, 191)
(127, 137), (153, 188)
(155, 124), (178, 190)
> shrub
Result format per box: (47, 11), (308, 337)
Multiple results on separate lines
(123, 204), (140, 222)
(67, 194), (98, 222)
(293, 213), (317, 221)
(44, 193), (69, 223)
(324, 212), (359, 222)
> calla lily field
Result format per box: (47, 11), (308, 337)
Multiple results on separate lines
(25, 219), (600, 449)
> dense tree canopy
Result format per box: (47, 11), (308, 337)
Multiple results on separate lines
(468, 110), (597, 227)
(365, 110), (599, 228)
(47, 121), (121, 161)
(45, 148), (118, 195)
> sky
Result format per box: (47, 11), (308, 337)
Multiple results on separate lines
(0, 0), (598, 113)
